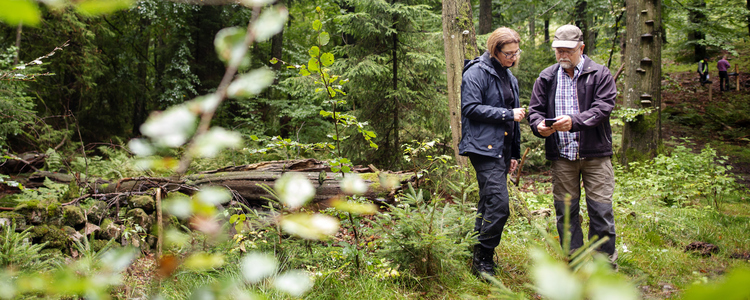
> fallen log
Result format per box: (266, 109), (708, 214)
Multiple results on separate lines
(21, 159), (412, 207)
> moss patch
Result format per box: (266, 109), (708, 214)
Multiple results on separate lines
(63, 205), (86, 226)
(130, 195), (155, 212)
(30, 224), (69, 249)
(87, 200), (109, 223)
(0, 211), (26, 228)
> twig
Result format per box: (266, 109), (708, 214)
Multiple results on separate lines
(175, 6), (263, 175)
(614, 64), (625, 82)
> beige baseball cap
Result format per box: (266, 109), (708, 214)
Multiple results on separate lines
(552, 25), (583, 48)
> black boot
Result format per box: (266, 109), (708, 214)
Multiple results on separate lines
(472, 245), (496, 277)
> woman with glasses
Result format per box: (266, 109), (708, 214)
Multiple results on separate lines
(458, 27), (525, 278)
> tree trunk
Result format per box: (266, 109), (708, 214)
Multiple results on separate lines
(270, 0), (285, 73)
(747, 0), (750, 36)
(442, 0), (479, 168)
(132, 17), (150, 135)
(575, 0), (594, 54)
(479, 0), (493, 34)
(688, 0), (707, 61)
(14, 23), (21, 65)
(391, 27), (399, 170)
(621, 0), (662, 165)
(544, 18), (550, 44)
(529, 5), (536, 47)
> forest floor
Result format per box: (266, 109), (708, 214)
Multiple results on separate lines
(659, 69), (750, 188)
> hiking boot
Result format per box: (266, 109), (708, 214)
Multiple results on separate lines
(472, 245), (496, 277)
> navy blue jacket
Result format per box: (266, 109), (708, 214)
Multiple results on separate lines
(528, 55), (616, 160)
(458, 52), (521, 160)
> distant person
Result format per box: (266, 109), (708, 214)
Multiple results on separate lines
(717, 56), (731, 91)
(528, 24), (618, 266)
(459, 27), (525, 277)
(698, 57), (710, 86)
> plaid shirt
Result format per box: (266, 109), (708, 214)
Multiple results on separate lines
(554, 57), (585, 160)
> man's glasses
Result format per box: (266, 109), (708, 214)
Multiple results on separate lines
(499, 49), (522, 59)
(555, 47), (580, 56)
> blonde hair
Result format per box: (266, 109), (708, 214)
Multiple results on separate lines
(486, 27), (521, 61)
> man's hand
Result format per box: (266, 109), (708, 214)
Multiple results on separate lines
(537, 121), (556, 137)
(551, 115), (573, 132)
(509, 159), (519, 175)
(513, 108), (526, 122)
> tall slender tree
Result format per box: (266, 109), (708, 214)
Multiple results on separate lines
(688, 0), (707, 61)
(479, 0), (493, 34)
(442, 0), (479, 168)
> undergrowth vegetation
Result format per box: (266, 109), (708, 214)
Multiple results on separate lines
(2, 2), (750, 300)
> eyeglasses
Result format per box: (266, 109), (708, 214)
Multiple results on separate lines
(555, 47), (580, 56)
(499, 49), (522, 59)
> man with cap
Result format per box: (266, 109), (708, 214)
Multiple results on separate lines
(527, 24), (618, 265)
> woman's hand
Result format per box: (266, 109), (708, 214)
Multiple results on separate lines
(513, 108), (526, 122)
(509, 159), (519, 175)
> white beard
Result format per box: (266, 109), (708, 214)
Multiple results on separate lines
(559, 60), (573, 69)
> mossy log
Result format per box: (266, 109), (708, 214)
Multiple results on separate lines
(22, 159), (413, 207)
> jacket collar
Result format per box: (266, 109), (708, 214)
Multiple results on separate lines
(478, 52), (510, 80)
(543, 54), (597, 80)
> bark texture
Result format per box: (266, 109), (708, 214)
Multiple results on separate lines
(442, 0), (479, 168)
(621, 0), (662, 165)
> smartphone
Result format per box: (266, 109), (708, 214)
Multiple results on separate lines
(544, 118), (556, 127)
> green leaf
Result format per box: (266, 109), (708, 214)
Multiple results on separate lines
(318, 32), (330, 46)
(183, 253), (225, 270)
(229, 214), (239, 224)
(327, 86), (336, 97)
(75, 0), (134, 16)
(242, 252), (278, 283)
(342, 166), (351, 173)
(269, 57), (278, 64)
(238, 0), (275, 7)
(274, 270), (313, 297)
(194, 127), (242, 158)
(195, 186), (232, 205)
(0, 0), (40, 26)
(531, 248), (583, 300)
(99, 247), (138, 272)
(214, 27), (248, 66)
(140, 105), (197, 148)
(227, 67), (275, 98)
(683, 268), (750, 300)
(251, 5), (288, 42)
(308, 46), (320, 58)
(312, 19), (322, 31)
(165, 228), (190, 247)
(275, 173), (315, 209)
(331, 199), (378, 215)
(308, 58), (320, 72)
(340, 174), (369, 195)
(321, 52), (334, 67)
(280, 213), (339, 240)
